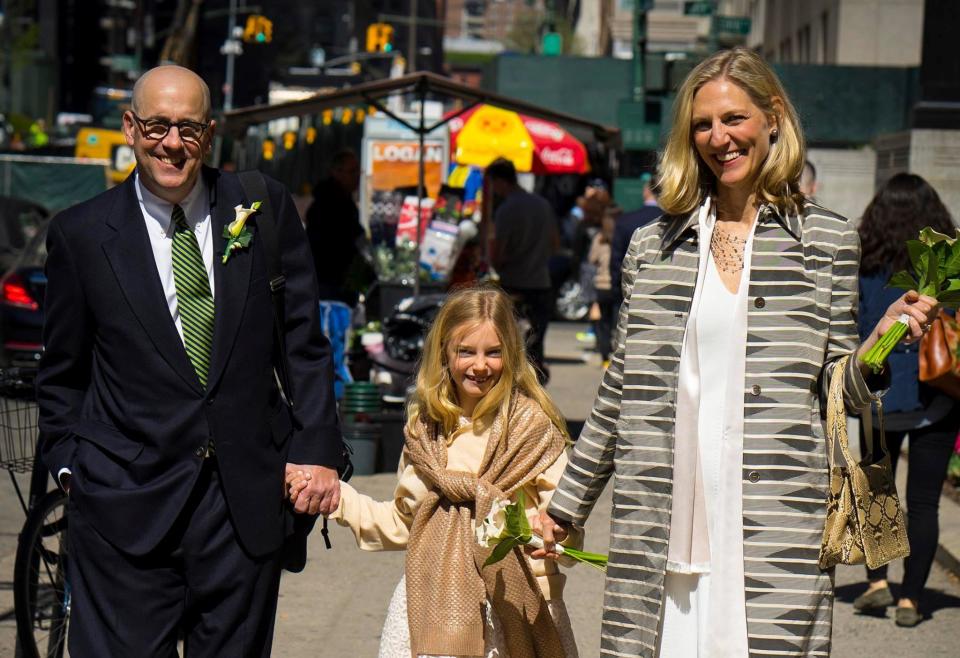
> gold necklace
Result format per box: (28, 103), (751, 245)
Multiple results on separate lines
(710, 223), (747, 274)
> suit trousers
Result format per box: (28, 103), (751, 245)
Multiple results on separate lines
(67, 459), (284, 657)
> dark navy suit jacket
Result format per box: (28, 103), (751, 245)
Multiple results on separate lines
(37, 166), (343, 557)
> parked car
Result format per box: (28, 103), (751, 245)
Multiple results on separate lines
(0, 197), (49, 367)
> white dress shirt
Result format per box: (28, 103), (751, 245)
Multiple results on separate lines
(135, 172), (216, 343)
(59, 174), (215, 486)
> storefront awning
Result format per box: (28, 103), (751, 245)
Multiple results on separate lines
(222, 71), (620, 146)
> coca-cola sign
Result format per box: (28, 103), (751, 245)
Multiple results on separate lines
(539, 147), (576, 168)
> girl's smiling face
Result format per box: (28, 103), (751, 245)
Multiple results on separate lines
(447, 321), (504, 415)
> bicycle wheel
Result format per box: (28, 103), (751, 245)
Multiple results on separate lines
(14, 489), (69, 658)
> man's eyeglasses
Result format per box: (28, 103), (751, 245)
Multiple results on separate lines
(130, 113), (209, 143)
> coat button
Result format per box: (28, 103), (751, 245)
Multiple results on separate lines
(754, 297), (766, 308)
(748, 470), (761, 483)
(751, 384), (762, 396)
(195, 446), (206, 458)
(206, 397), (215, 406)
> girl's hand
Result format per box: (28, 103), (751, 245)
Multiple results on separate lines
(528, 510), (568, 561)
(285, 469), (311, 504)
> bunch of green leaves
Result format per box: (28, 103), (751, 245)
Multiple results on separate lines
(480, 490), (608, 571)
(888, 227), (960, 303)
(482, 490), (532, 567)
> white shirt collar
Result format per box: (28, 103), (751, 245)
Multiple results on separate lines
(135, 173), (209, 232)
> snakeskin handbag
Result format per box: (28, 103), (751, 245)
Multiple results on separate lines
(818, 355), (910, 570)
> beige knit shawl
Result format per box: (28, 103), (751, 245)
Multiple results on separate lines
(403, 392), (567, 658)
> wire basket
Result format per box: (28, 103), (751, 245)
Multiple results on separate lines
(0, 370), (39, 474)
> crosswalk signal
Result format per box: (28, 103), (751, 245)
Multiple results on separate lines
(366, 23), (394, 53)
(243, 15), (273, 43)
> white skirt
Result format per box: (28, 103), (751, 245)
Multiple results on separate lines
(378, 575), (579, 658)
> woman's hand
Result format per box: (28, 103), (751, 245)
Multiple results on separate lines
(857, 290), (939, 374)
(882, 291), (939, 343)
(528, 510), (569, 561)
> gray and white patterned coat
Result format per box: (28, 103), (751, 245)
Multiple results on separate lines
(549, 201), (882, 657)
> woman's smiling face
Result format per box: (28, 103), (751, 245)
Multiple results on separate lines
(691, 77), (776, 196)
(447, 321), (504, 413)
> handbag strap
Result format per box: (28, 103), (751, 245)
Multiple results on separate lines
(827, 354), (889, 468)
(237, 170), (294, 411)
(861, 394), (890, 464)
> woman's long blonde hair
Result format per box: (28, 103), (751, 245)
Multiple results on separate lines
(406, 284), (569, 442)
(658, 47), (806, 216)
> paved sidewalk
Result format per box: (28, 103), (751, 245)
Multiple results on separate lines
(272, 323), (960, 656)
(1, 323), (958, 656)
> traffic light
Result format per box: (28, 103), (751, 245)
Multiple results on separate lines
(243, 15), (273, 43)
(366, 23), (394, 52)
(261, 138), (275, 160)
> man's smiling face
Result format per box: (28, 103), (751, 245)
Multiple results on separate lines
(122, 67), (215, 205)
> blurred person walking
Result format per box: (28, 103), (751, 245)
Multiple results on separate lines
(305, 148), (366, 305)
(852, 173), (960, 627)
(610, 174), (661, 303)
(588, 207), (617, 366)
(800, 159), (818, 199)
(487, 158), (558, 383)
(532, 48), (938, 657)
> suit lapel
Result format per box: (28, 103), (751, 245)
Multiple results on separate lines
(206, 167), (254, 392)
(101, 174), (203, 393)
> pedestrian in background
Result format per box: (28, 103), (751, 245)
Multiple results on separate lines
(800, 158), (818, 199)
(588, 206), (617, 366)
(610, 173), (661, 305)
(853, 172), (960, 627)
(305, 148), (366, 305)
(487, 158), (558, 383)
(532, 47), (938, 657)
(295, 285), (580, 657)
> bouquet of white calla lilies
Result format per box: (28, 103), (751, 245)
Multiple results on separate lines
(476, 490), (608, 571)
(476, 498), (510, 548)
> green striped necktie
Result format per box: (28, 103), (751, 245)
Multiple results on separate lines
(171, 204), (214, 388)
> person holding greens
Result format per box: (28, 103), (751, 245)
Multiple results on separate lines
(532, 47), (939, 657)
(852, 173), (960, 627)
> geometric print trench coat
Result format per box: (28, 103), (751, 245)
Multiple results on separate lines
(548, 200), (882, 657)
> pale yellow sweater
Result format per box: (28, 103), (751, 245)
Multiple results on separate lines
(329, 425), (575, 600)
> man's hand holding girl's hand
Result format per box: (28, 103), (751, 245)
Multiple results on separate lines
(285, 464), (340, 516)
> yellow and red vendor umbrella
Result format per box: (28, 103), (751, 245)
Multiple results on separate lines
(446, 104), (590, 175)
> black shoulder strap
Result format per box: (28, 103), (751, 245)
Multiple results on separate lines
(237, 170), (294, 410)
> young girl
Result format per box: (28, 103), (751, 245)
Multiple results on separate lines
(290, 285), (579, 658)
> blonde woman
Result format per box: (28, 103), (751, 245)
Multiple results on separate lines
(533, 47), (939, 656)
(291, 285), (579, 657)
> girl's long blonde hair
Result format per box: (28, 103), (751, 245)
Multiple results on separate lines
(658, 47), (806, 216)
(406, 284), (569, 443)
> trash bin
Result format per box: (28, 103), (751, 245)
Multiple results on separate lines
(342, 419), (380, 476)
(373, 408), (406, 473)
(341, 381), (382, 422)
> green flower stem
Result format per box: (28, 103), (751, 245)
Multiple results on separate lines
(525, 535), (608, 571)
(859, 316), (910, 373)
(561, 546), (609, 571)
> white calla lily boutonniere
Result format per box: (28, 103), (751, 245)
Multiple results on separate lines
(222, 201), (261, 264)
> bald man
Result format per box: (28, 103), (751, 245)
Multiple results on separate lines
(37, 65), (344, 656)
